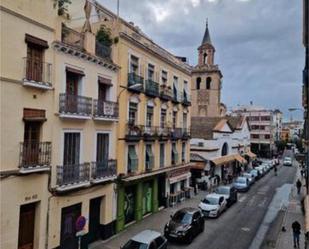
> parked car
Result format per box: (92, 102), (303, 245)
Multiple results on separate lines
(199, 193), (227, 218)
(242, 173), (255, 185)
(283, 157), (293, 166)
(215, 185), (238, 207)
(121, 230), (167, 249)
(250, 169), (260, 180)
(255, 166), (265, 177)
(233, 177), (250, 192)
(164, 207), (204, 243)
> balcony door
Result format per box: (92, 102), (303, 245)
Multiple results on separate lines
(63, 132), (80, 166)
(98, 83), (107, 101)
(96, 133), (109, 168)
(66, 72), (79, 113)
(23, 121), (41, 166)
(26, 44), (43, 82)
(18, 203), (36, 249)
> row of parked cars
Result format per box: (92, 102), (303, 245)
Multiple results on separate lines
(121, 158), (281, 248)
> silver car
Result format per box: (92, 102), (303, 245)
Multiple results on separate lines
(121, 230), (168, 249)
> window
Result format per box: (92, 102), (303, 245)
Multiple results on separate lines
(172, 111), (177, 129)
(148, 64), (155, 80)
(172, 143), (178, 165)
(160, 143), (165, 168)
(63, 132), (80, 165)
(261, 116), (271, 121)
(128, 102), (138, 125)
(130, 55), (139, 74)
(251, 134), (259, 139)
(96, 133), (109, 163)
(203, 52), (208, 64)
(196, 77), (201, 90)
(161, 70), (168, 85)
(183, 80), (188, 101)
(145, 144), (154, 170)
(173, 76), (178, 99)
(128, 145), (138, 173)
(182, 142), (186, 162)
(146, 106), (153, 127)
(26, 43), (44, 82)
(183, 113), (187, 129)
(160, 109), (166, 128)
(265, 134), (271, 139)
(206, 77), (211, 90)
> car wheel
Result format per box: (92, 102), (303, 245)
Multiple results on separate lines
(200, 223), (205, 233)
(187, 233), (193, 244)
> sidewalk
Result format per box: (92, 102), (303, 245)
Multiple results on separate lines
(89, 191), (206, 249)
(275, 168), (306, 249)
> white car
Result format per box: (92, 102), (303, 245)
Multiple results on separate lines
(122, 230), (168, 249)
(283, 157), (293, 166)
(199, 193), (227, 218)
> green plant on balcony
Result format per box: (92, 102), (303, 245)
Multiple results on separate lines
(96, 25), (113, 47)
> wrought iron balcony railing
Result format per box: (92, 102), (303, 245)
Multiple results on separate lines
(160, 85), (173, 101)
(56, 163), (90, 187)
(158, 126), (172, 137)
(95, 41), (111, 59)
(145, 158), (154, 171)
(125, 123), (143, 141)
(171, 128), (183, 140)
(19, 141), (51, 169)
(182, 91), (191, 106)
(93, 100), (119, 119)
(91, 160), (117, 180)
(128, 73), (144, 92)
(61, 24), (84, 49)
(145, 79), (159, 97)
(59, 93), (92, 117)
(182, 128), (191, 139)
(23, 57), (52, 88)
(141, 125), (158, 138)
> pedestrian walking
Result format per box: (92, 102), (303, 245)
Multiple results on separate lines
(292, 220), (301, 248)
(296, 179), (302, 194)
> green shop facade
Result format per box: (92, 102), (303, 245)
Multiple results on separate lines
(116, 173), (167, 232)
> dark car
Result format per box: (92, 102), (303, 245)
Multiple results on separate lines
(215, 185), (238, 207)
(164, 207), (204, 243)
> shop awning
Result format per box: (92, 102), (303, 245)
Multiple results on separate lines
(245, 151), (257, 159)
(210, 154), (236, 166)
(234, 154), (247, 164)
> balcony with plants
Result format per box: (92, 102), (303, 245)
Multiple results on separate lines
(93, 99), (119, 121)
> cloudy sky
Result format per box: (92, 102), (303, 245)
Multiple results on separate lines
(98, 0), (304, 120)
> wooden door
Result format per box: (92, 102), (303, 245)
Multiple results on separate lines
(88, 197), (102, 243)
(18, 203), (36, 249)
(23, 121), (41, 166)
(60, 203), (81, 249)
(98, 83), (107, 101)
(26, 45), (43, 82)
(66, 72), (79, 113)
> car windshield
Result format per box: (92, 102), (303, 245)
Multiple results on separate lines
(285, 157), (291, 161)
(172, 211), (192, 224)
(122, 240), (148, 249)
(243, 173), (251, 178)
(250, 170), (257, 175)
(236, 177), (247, 184)
(203, 196), (219, 205)
(216, 187), (229, 195)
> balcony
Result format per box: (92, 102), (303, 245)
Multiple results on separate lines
(125, 123), (143, 141)
(56, 163), (90, 192)
(142, 126), (158, 141)
(182, 92), (191, 106)
(172, 152), (179, 165)
(145, 79), (159, 97)
(182, 128), (191, 140)
(59, 93), (92, 119)
(95, 41), (111, 59)
(61, 24), (84, 50)
(127, 73), (144, 93)
(22, 57), (52, 90)
(145, 159), (154, 172)
(157, 126), (171, 140)
(91, 160), (117, 184)
(19, 141), (51, 173)
(172, 92), (182, 104)
(93, 100), (119, 121)
(171, 128), (183, 140)
(160, 85), (173, 101)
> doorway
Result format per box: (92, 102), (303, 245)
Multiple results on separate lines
(23, 121), (41, 166)
(18, 202), (36, 249)
(88, 197), (102, 243)
(60, 203), (81, 249)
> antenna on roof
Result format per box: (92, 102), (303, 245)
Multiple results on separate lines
(206, 18), (208, 28)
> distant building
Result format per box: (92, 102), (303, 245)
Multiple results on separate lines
(232, 105), (280, 158)
(273, 109), (283, 142)
(280, 128), (290, 141)
(282, 120), (304, 141)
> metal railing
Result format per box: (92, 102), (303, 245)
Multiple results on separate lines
(95, 41), (111, 59)
(61, 24), (84, 49)
(126, 124), (143, 138)
(182, 128), (191, 138)
(160, 85), (173, 100)
(128, 73), (144, 91)
(93, 100), (119, 119)
(182, 91), (191, 105)
(91, 160), (117, 179)
(19, 141), (51, 168)
(145, 158), (154, 171)
(172, 152), (179, 165)
(171, 128), (183, 139)
(23, 57), (52, 86)
(158, 126), (172, 137)
(145, 79), (159, 97)
(59, 93), (92, 116)
(57, 163), (90, 186)
(141, 125), (158, 137)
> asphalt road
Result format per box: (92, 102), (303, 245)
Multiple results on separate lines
(169, 159), (297, 249)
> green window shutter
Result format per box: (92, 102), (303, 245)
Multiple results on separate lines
(129, 146), (138, 171)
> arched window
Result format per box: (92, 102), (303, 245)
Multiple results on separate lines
(203, 52), (208, 64)
(206, 77), (212, 90)
(221, 143), (228, 156)
(196, 77), (201, 90)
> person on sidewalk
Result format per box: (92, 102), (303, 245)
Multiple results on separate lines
(292, 220), (301, 248)
(296, 179), (302, 194)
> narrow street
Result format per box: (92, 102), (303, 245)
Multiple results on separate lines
(94, 155), (297, 249)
